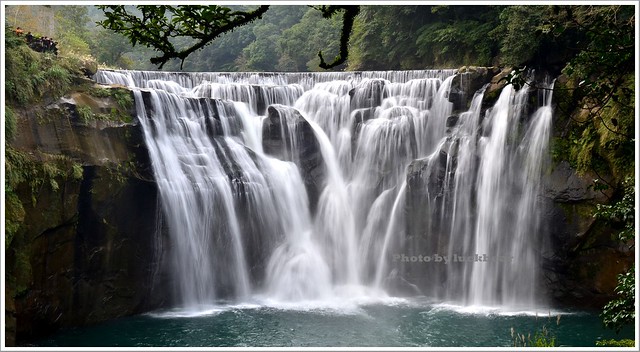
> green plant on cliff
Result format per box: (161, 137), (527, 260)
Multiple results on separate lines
(595, 177), (635, 244)
(110, 88), (134, 110)
(601, 266), (635, 333)
(87, 86), (134, 111)
(595, 177), (635, 333)
(5, 26), (75, 106)
(5, 106), (17, 141)
(76, 104), (94, 124)
(4, 147), (84, 248)
(552, 5), (635, 336)
(548, 6), (634, 177)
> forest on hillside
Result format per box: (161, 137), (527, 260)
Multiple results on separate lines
(7, 4), (627, 73)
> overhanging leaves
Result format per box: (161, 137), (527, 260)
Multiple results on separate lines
(97, 5), (270, 69)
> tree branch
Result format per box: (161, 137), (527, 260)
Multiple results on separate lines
(317, 5), (360, 69)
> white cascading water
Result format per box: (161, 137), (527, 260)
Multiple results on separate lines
(95, 69), (553, 311)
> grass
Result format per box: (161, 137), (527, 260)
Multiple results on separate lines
(510, 315), (560, 347)
(595, 339), (635, 347)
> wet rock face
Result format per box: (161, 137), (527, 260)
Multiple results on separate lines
(401, 151), (450, 296)
(7, 90), (170, 345)
(262, 105), (325, 214)
(450, 66), (500, 112)
(349, 79), (387, 110)
(543, 161), (609, 202)
(12, 167), (167, 343)
(540, 161), (631, 309)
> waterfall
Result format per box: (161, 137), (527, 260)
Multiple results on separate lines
(95, 69), (553, 310)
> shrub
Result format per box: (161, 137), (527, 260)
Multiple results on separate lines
(595, 339), (635, 347)
(5, 106), (17, 141)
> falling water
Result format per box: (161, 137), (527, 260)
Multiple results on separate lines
(95, 69), (553, 310)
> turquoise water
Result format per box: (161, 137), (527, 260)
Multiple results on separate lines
(33, 298), (634, 347)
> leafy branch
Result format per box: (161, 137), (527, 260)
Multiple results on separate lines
(98, 5), (360, 70)
(97, 5), (270, 69)
(312, 5), (360, 69)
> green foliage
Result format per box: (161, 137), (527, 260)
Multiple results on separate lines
(4, 147), (83, 249)
(594, 176), (635, 333)
(601, 266), (636, 333)
(594, 177), (635, 243)
(79, 87), (134, 123)
(51, 6), (93, 56)
(560, 6), (634, 104)
(277, 8), (342, 71)
(596, 339), (635, 347)
(5, 106), (17, 142)
(549, 7), (635, 179)
(98, 5), (271, 69)
(347, 7), (387, 70)
(89, 29), (134, 69)
(238, 23), (280, 71)
(490, 6), (550, 66)
(5, 148), (83, 204)
(5, 190), (25, 250)
(348, 6), (505, 70)
(58, 33), (91, 56)
(552, 78), (633, 178)
(76, 105), (94, 124)
(4, 22), (26, 49)
(417, 20), (496, 67)
(235, 6), (306, 71)
(5, 43), (43, 105)
(43, 64), (72, 96)
(5, 37), (74, 106)
(312, 5), (359, 69)
(511, 325), (556, 347)
(110, 89), (134, 110)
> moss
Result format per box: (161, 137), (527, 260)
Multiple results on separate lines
(5, 191), (25, 250)
(12, 248), (33, 298)
(558, 70), (634, 183)
(4, 147), (84, 297)
(550, 136), (571, 166)
(87, 86), (133, 109)
(570, 124), (597, 174)
(5, 147), (83, 221)
(596, 339), (635, 347)
(88, 86), (113, 98)
(5, 106), (17, 141)
(76, 86), (135, 124)
(594, 76), (635, 179)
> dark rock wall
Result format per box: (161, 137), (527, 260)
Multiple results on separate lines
(542, 163), (633, 309)
(6, 91), (170, 345)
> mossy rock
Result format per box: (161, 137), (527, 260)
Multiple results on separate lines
(481, 67), (512, 109)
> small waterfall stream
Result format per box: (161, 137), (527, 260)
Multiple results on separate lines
(95, 69), (553, 311)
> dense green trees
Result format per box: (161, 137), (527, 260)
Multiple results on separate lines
(6, 5), (635, 74)
(348, 6), (503, 70)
